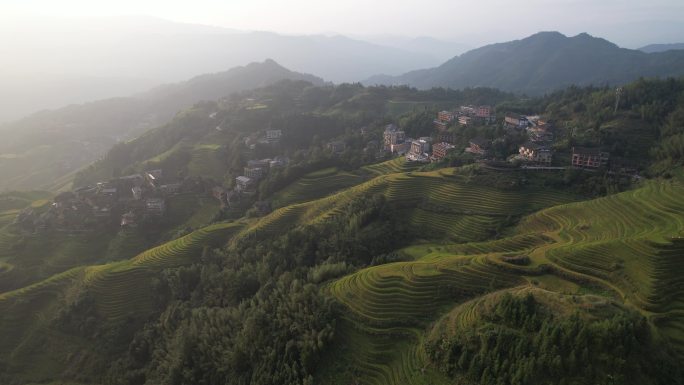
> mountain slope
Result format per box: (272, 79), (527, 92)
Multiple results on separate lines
(640, 43), (684, 53)
(366, 32), (684, 94)
(0, 60), (323, 192)
(3, 163), (684, 384)
(0, 16), (444, 122)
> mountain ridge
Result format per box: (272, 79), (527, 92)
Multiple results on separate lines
(639, 42), (684, 53)
(365, 31), (684, 94)
(0, 60), (324, 192)
(0, 16), (447, 122)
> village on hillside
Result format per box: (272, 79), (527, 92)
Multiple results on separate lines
(14, 127), (291, 235)
(379, 104), (634, 176)
(14, 98), (640, 236)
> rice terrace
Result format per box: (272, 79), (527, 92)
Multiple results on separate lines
(1, 10), (684, 384)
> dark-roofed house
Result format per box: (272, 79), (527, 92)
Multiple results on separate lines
(145, 198), (166, 216)
(476, 105), (492, 118)
(120, 211), (137, 227)
(266, 129), (282, 143)
(383, 124), (405, 151)
(505, 113), (528, 128)
(519, 142), (553, 164)
(437, 132), (457, 144)
(434, 119), (449, 131)
(572, 147), (610, 168)
(438, 111), (455, 122)
(327, 140), (346, 154)
(247, 159), (270, 169)
(159, 183), (181, 195)
(244, 166), (267, 180)
(432, 142), (455, 160)
(458, 116), (472, 126)
(235, 176), (255, 193)
(467, 137), (491, 156)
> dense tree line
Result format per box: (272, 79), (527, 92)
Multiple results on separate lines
(103, 193), (409, 385)
(425, 293), (682, 385)
(29, 77), (684, 385)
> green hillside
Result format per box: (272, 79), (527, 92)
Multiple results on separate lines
(0, 221), (243, 384)
(1, 160), (683, 384)
(321, 177), (684, 385)
(0, 60), (324, 192)
(271, 167), (366, 208)
(0, 190), (222, 295)
(1, 77), (684, 385)
(367, 31), (684, 95)
(237, 166), (578, 243)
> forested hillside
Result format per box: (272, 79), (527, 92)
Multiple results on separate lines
(0, 77), (683, 385)
(0, 60), (323, 192)
(366, 32), (684, 95)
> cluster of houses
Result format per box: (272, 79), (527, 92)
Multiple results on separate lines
(394, 110), (614, 171)
(14, 170), (196, 233)
(383, 124), (433, 162)
(209, 156), (289, 214)
(515, 116), (555, 165)
(514, 116), (614, 169)
(434, 105), (494, 131)
(244, 129), (283, 150)
(571, 147), (610, 168)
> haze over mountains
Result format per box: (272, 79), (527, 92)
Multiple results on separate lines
(3, 2), (684, 383)
(365, 32), (684, 94)
(3, 14), (683, 123)
(2, 28), (684, 192)
(0, 60), (322, 191)
(639, 43), (684, 53)
(0, 16), (452, 123)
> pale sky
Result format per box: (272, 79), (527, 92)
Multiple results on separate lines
(2, 0), (684, 46)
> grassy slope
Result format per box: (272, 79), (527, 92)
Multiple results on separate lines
(236, 165), (576, 244)
(0, 221), (244, 383)
(321, 176), (684, 385)
(0, 192), (220, 295)
(271, 167), (366, 208)
(270, 157), (421, 209)
(2, 160), (683, 384)
(0, 162), (576, 383)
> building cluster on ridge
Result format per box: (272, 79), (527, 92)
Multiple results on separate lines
(386, 106), (616, 170)
(13, 169), (205, 233)
(434, 105), (495, 131)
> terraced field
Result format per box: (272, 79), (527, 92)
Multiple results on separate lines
(2, 163), (682, 384)
(187, 143), (226, 180)
(241, 167), (578, 243)
(271, 167), (366, 207)
(324, 178), (684, 384)
(0, 220), (244, 382)
(362, 157), (420, 175)
(0, 228), (116, 293)
(516, 180), (684, 353)
(324, 252), (528, 385)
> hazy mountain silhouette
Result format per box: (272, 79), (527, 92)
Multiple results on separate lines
(365, 32), (684, 94)
(0, 60), (323, 191)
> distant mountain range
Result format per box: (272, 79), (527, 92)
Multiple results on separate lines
(639, 43), (684, 53)
(365, 32), (684, 94)
(0, 60), (323, 192)
(0, 16), (451, 123)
